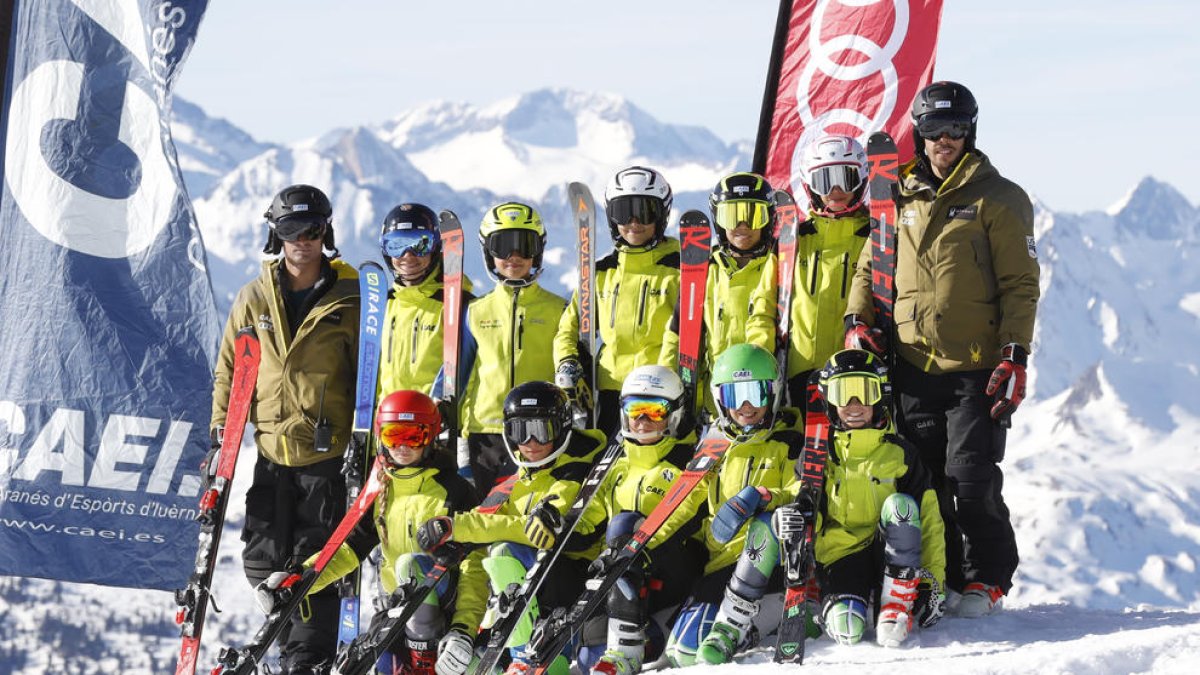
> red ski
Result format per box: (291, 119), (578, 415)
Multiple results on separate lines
(175, 328), (261, 675)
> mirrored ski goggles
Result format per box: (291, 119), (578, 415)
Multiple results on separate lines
(608, 195), (665, 228)
(807, 164), (864, 197)
(485, 229), (540, 260)
(916, 114), (972, 140)
(823, 374), (884, 407)
(503, 416), (561, 446)
(379, 421), (434, 450)
(621, 396), (672, 422)
(717, 380), (774, 410)
(382, 229), (436, 258)
(714, 200), (770, 230)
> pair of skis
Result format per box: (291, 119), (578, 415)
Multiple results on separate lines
(331, 543), (473, 675)
(174, 328), (261, 675)
(771, 131), (900, 663)
(211, 457), (389, 674)
(516, 432), (732, 674)
(471, 436), (626, 675)
(337, 261), (390, 649)
(566, 182), (598, 428)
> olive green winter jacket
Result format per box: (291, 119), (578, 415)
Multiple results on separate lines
(555, 238), (680, 392)
(211, 258), (359, 467)
(846, 151), (1040, 373)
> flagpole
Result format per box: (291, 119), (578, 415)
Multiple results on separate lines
(752, 0), (795, 175)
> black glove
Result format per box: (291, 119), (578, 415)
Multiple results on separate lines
(417, 516), (454, 553)
(524, 498), (563, 549)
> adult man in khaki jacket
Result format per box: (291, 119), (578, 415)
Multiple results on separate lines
(844, 82), (1039, 620)
(210, 184), (359, 672)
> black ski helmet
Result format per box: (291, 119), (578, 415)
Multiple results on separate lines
(910, 81), (979, 168)
(262, 184), (338, 257)
(817, 349), (892, 431)
(501, 381), (573, 469)
(709, 172), (775, 257)
(379, 203), (441, 284)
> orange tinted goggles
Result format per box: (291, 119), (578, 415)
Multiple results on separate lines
(379, 421), (433, 450)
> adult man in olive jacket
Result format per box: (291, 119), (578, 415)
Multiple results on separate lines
(210, 184), (359, 672)
(844, 82), (1039, 619)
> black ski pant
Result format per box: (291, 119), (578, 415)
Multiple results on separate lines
(892, 358), (1019, 594)
(242, 454), (347, 669)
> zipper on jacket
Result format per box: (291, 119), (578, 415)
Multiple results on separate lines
(386, 315), (396, 364)
(610, 283), (620, 329)
(637, 281), (648, 327)
(410, 315), (420, 365)
(840, 253), (850, 298)
(510, 289), (522, 387)
(809, 251), (821, 295)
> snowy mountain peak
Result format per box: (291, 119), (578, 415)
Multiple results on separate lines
(375, 88), (746, 198)
(1106, 176), (1197, 240)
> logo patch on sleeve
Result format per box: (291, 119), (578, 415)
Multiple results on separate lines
(947, 205), (978, 220)
(1026, 235), (1038, 259)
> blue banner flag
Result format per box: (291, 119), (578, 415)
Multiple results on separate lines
(0, 0), (217, 590)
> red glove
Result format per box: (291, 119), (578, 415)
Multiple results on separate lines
(986, 344), (1028, 422)
(844, 314), (887, 355)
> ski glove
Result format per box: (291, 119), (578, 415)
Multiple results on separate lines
(417, 516), (454, 553)
(255, 569), (301, 614)
(844, 314), (887, 355)
(524, 497), (563, 550)
(985, 343), (1028, 422)
(435, 625), (475, 675)
(771, 503), (806, 540)
(555, 358), (583, 390)
(712, 486), (772, 544)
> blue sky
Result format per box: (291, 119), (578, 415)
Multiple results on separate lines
(177, 1), (1200, 213)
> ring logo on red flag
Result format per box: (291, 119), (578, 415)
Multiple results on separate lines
(755, 1), (944, 197)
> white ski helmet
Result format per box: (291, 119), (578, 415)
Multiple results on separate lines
(800, 135), (869, 217)
(619, 365), (687, 441)
(604, 166), (673, 250)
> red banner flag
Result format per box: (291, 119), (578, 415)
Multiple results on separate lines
(753, 0), (944, 196)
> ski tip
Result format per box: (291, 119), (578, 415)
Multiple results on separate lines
(679, 210), (711, 227)
(868, 130), (896, 144)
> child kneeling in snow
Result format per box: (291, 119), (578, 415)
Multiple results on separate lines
(774, 349), (947, 648)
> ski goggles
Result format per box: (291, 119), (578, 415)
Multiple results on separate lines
(915, 114), (972, 140)
(273, 216), (326, 242)
(382, 229), (436, 258)
(807, 164), (864, 197)
(608, 195), (665, 228)
(379, 421), (434, 450)
(485, 229), (540, 260)
(620, 396), (672, 422)
(714, 200), (770, 230)
(717, 380), (774, 410)
(503, 416), (562, 446)
(823, 374), (884, 407)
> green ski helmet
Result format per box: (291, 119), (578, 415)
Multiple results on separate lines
(817, 349), (892, 430)
(709, 343), (780, 437)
